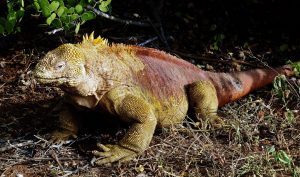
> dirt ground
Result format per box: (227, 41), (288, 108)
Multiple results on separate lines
(1, 0), (300, 176)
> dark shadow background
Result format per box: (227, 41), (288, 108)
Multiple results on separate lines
(1, 0), (300, 56)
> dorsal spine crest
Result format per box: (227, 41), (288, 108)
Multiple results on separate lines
(81, 32), (108, 47)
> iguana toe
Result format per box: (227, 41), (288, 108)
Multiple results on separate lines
(209, 115), (225, 129)
(92, 143), (137, 165)
(48, 130), (77, 144)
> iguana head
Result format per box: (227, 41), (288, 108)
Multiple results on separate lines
(34, 43), (87, 87)
(34, 33), (108, 88)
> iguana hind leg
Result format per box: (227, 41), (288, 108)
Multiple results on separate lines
(187, 80), (224, 128)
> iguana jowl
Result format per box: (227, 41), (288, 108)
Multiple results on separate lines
(34, 33), (296, 165)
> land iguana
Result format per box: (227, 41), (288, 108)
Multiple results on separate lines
(34, 33), (296, 165)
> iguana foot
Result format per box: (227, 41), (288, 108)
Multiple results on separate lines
(92, 143), (138, 165)
(48, 130), (77, 144)
(209, 115), (225, 129)
(195, 115), (224, 129)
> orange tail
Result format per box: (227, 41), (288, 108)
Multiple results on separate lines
(207, 65), (295, 107)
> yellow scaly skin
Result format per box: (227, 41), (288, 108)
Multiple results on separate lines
(34, 33), (295, 164)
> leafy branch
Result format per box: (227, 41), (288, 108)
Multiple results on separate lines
(0, 0), (112, 35)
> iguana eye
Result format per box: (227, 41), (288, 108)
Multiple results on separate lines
(55, 61), (66, 71)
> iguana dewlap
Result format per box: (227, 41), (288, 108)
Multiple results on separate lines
(34, 33), (295, 165)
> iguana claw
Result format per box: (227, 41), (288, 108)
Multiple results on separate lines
(209, 115), (225, 129)
(92, 143), (137, 165)
(48, 130), (77, 144)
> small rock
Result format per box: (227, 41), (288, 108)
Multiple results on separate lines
(0, 61), (5, 68)
(238, 51), (246, 60)
(136, 173), (147, 177)
(16, 174), (24, 177)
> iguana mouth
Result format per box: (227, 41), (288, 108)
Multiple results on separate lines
(35, 75), (76, 79)
(35, 76), (66, 81)
(35, 77), (79, 87)
(35, 77), (69, 84)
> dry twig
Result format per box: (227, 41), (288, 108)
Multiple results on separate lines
(138, 37), (159, 46)
(87, 5), (151, 27)
(0, 140), (34, 153)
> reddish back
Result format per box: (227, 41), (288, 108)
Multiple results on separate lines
(130, 46), (295, 107)
(131, 46), (208, 100)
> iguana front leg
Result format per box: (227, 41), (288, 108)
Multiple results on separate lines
(93, 94), (157, 165)
(49, 105), (79, 144)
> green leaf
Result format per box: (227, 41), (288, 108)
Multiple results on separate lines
(67, 7), (75, 14)
(17, 8), (25, 20)
(61, 15), (71, 24)
(57, 6), (66, 17)
(20, 0), (24, 7)
(16, 26), (21, 32)
(99, 0), (112, 12)
(0, 17), (6, 26)
(75, 23), (80, 34)
(101, 0), (112, 6)
(284, 109), (295, 125)
(66, 0), (76, 6)
(279, 44), (289, 52)
(7, 3), (13, 13)
(288, 61), (300, 77)
(51, 18), (62, 28)
(71, 14), (79, 21)
(99, 4), (109, 12)
(268, 146), (276, 154)
(38, 0), (51, 17)
(81, 11), (95, 21)
(0, 24), (4, 34)
(79, 0), (88, 6)
(277, 150), (291, 165)
(46, 13), (56, 25)
(7, 11), (17, 26)
(33, 1), (41, 11)
(57, 0), (64, 6)
(6, 21), (15, 34)
(6, 11), (17, 34)
(49, 1), (60, 12)
(75, 4), (83, 14)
